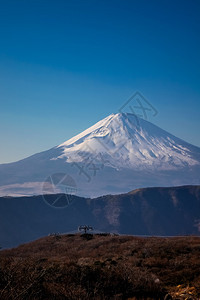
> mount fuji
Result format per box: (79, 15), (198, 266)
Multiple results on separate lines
(0, 113), (200, 197)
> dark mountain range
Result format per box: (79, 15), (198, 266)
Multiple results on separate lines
(0, 185), (200, 249)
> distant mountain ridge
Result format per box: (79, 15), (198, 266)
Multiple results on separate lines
(0, 185), (200, 248)
(0, 113), (199, 197)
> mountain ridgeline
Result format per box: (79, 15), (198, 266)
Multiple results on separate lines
(0, 185), (200, 248)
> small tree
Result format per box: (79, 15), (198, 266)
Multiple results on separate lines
(78, 225), (93, 234)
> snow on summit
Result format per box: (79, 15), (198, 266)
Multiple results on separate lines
(0, 112), (199, 197)
(56, 113), (200, 170)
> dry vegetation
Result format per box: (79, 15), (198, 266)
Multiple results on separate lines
(0, 234), (200, 299)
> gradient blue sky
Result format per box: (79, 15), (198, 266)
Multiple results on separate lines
(0, 0), (200, 163)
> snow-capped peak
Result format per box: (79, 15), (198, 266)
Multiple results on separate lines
(56, 113), (200, 170)
(0, 112), (200, 198)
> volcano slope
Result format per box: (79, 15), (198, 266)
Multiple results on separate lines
(0, 113), (200, 198)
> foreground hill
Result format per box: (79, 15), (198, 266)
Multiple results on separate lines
(0, 234), (200, 299)
(0, 185), (200, 249)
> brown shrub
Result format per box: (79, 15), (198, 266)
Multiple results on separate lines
(0, 234), (200, 299)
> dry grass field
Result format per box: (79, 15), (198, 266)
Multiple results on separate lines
(0, 234), (200, 299)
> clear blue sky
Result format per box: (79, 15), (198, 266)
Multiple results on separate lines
(0, 0), (200, 163)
